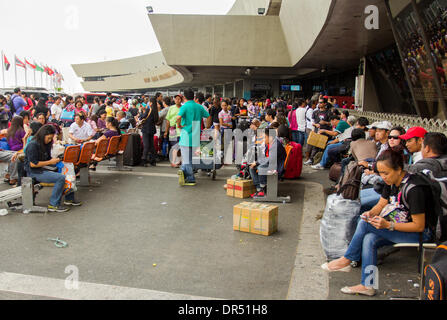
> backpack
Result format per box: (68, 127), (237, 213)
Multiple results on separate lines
(401, 170), (447, 244)
(7, 97), (16, 115)
(423, 242), (447, 300)
(337, 162), (364, 200)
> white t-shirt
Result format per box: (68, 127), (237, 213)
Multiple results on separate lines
(69, 121), (95, 140)
(51, 103), (63, 120)
(296, 107), (307, 132)
(305, 107), (315, 130)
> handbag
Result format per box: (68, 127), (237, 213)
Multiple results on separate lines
(379, 203), (409, 223)
(60, 109), (75, 122)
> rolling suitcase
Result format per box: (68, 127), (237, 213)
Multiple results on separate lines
(283, 141), (303, 179)
(123, 133), (142, 166)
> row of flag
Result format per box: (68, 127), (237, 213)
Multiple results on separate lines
(2, 53), (63, 81)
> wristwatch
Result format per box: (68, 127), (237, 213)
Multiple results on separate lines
(388, 221), (395, 231)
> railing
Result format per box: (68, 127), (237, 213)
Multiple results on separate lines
(349, 110), (447, 135)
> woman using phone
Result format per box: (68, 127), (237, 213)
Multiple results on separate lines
(24, 124), (82, 213)
(321, 148), (434, 296)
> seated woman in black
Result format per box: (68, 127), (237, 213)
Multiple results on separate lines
(25, 124), (82, 212)
(321, 148), (434, 296)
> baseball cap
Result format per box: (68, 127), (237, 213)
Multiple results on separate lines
(174, 94), (183, 99)
(367, 121), (380, 129)
(399, 126), (427, 140)
(375, 121), (393, 131)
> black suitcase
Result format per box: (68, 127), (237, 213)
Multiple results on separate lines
(123, 133), (142, 166)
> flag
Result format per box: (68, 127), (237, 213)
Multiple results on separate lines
(3, 54), (10, 71)
(15, 56), (26, 68)
(25, 59), (36, 70)
(34, 62), (44, 72)
(45, 66), (54, 76)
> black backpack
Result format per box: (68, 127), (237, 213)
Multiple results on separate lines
(423, 242), (447, 300)
(402, 170), (447, 244)
(7, 97), (16, 115)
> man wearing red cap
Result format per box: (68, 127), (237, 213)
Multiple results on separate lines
(399, 126), (428, 164)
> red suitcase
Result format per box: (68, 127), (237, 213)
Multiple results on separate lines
(283, 141), (303, 179)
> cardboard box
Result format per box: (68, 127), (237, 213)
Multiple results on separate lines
(233, 202), (279, 236)
(307, 131), (328, 149)
(227, 179), (256, 199)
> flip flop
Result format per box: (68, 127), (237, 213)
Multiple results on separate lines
(341, 286), (376, 296)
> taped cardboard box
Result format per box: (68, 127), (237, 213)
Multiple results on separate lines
(227, 179), (256, 199)
(307, 131), (328, 149)
(233, 202), (279, 236)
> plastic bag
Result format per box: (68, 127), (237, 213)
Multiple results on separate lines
(61, 162), (77, 195)
(320, 194), (361, 260)
(51, 143), (66, 159)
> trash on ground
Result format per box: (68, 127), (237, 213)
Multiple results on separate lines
(0, 209), (8, 216)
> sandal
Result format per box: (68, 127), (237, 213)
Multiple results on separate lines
(340, 286), (376, 296)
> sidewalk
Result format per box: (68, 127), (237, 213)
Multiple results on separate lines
(301, 167), (431, 300)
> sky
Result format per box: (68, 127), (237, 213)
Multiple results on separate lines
(0, 0), (235, 94)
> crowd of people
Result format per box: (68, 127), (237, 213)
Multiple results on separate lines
(1, 87), (446, 298)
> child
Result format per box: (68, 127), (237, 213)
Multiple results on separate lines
(249, 128), (287, 198)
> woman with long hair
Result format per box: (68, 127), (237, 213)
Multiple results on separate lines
(322, 148), (434, 296)
(24, 124), (81, 212)
(139, 97), (158, 166)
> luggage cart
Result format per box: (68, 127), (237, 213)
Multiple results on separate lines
(192, 129), (223, 180)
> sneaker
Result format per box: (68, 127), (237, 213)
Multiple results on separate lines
(184, 182), (196, 186)
(178, 170), (185, 186)
(311, 163), (325, 170)
(255, 191), (265, 197)
(250, 191), (260, 198)
(64, 200), (82, 206)
(48, 205), (70, 213)
(304, 159), (313, 166)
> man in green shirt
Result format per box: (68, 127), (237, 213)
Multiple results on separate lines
(176, 89), (210, 186)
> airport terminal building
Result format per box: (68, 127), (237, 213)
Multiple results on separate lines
(71, 0), (447, 120)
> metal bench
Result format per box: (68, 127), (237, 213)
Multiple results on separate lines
(108, 134), (132, 171)
(253, 170), (291, 203)
(0, 177), (47, 214)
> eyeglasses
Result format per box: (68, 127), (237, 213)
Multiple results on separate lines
(388, 136), (400, 140)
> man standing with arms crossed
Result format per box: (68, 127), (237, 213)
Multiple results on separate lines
(176, 89), (210, 186)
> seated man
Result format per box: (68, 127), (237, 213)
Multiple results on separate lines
(249, 128), (287, 198)
(312, 116), (368, 170)
(68, 113), (95, 144)
(116, 111), (131, 131)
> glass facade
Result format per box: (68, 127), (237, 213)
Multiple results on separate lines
(386, 0), (447, 119)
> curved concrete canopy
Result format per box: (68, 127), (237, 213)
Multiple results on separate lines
(72, 0), (397, 92)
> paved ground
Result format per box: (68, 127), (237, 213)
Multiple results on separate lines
(0, 161), (305, 300)
(0, 160), (431, 300)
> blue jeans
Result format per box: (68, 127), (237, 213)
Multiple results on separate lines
(293, 131), (306, 147)
(28, 170), (75, 207)
(344, 219), (432, 286)
(180, 146), (199, 183)
(320, 142), (343, 168)
(360, 188), (381, 213)
(249, 167), (267, 190)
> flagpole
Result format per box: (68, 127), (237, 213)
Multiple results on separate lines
(24, 59), (28, 89)
(1, 51), (5, 88)
(14, 55), (18, 87)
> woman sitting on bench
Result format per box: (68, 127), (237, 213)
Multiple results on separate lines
(24, 124), (82, 213)
(89, 117), (121, 170)
(321, 148), (434, 296)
